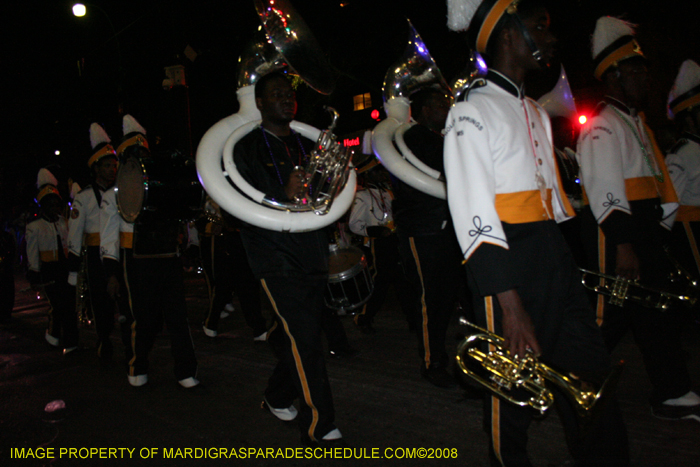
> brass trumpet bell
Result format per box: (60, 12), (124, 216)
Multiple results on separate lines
(456, 320), (622, 417)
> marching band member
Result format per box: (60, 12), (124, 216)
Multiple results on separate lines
(198, 197), (267, 341)
(349, 166), (417, 336)
(233, 72), (344, 447)
(26, 169), (78, 354)
(101, 115), (199, 390)
(666, 60), (700, 277)
(392, 87), (464, 388)
(444, 1), (628, 464)
(577, 17), (699, 422)
(67, 123), (129, 365)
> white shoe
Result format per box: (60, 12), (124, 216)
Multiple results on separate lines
(322, 428), (343, 440)
(128, 374), (148, 387)
(225, 303), (235, 312)
(220, 310), (230, 319)
(262, 397), (298, 421)
(178, 377), (200, 388)
(45, 331), (60, 347)
(253, 331), (268, 342)
(203, 325), (217, 337)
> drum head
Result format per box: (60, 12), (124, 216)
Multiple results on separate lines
(116, 157), (145, 223)
(328, 246), (365, 281)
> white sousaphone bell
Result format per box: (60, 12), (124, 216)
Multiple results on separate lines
(196, 0), (356, 232)
(372, 20), (452, 200)
(537, 64), (578, 120)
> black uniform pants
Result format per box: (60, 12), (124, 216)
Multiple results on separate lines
(261, 275), (336, 443)
(398, 229), (463, 369)
(469, 221), (628, 467)
(86, 246), (130, 360)
(581, 208), (692, 405)
(43, 262), (78, 348)
(122, 250), (197, 381)
(354, 235), (418, 329)
(202, 232), (266, 336)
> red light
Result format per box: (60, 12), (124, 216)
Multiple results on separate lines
(578, 115), (587, 125)
(371, 109), (380, 120)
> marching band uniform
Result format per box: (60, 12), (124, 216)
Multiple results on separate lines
(235, 124), (338, 445)
(666, 60), (700, 277)
(198, 198), (267, 340)
(233, 73), (341, 445)
(393, 102), (464, 388)
(445, 1), (628, 465)
(101, 115), (198, 389)
(348, 179), (417, 335)
(26, 174), (78, 352)
(577, 17), (699, 421)
(67, 123), (128, 363)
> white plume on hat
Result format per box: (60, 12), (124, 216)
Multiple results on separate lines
(36, 168), (58, 189)
(89, 123), (111, 150)
(669, 60), (700, 104)
(447, 0), (482, 32)
(668, 60), (700, 119)
(591, 16), (636, 59)
(122, 114), (147, 136)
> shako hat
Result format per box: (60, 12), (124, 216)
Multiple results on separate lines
(591, 17), (644, 80)
(668, 60), (700, 120)
(116, 114), (149, 157)
(447, 0), (544, 62)
(35, 168), (61, 204)
(87, 123), (117, 168)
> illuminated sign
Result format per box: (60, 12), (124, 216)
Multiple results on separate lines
(343, 137), (360, 147)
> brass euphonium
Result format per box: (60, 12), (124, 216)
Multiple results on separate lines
(296, 106), (351, 216)
(456, 319), (622, 416)
(579, 268), (697, 311)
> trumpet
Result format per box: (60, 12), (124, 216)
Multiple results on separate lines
(579, 268), (697, 311)
(664, 246), (700, 301)
(456, 319), (622, 417)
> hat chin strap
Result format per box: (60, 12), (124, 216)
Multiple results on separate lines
(511, 13), (544, 66)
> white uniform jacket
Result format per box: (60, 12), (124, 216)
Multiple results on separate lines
(444, 70), (574, 264)
(577, 98), (678, 230)
(666, 133), (700, 222)
(348, 187), (394, 238)
(26, 216), (69, 273)
(67, 185), (107, 256)
(100, 187), (133, 263)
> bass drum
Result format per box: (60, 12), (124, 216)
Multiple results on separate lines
(117, 150), (203, 223)
(325, 244), (374, 314)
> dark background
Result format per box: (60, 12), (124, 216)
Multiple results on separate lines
(2, 0), (699, 220)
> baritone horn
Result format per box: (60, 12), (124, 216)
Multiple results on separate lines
(456, 319), (623, 416)
(579, 268), (697, 310)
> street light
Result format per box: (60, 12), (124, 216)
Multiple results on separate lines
(71, 3), (124, 112)
(72, 4), (86, 17)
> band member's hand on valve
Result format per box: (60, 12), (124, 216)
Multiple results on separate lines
(497, 289), (542, 358)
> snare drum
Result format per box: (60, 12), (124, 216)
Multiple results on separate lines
(116, 150), (203, 224)
(325, 245), (373, 313)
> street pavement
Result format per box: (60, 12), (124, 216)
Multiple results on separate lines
(1, 271), (699, 466)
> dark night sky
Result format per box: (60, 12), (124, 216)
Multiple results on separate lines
(1, 0), (699, 217)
